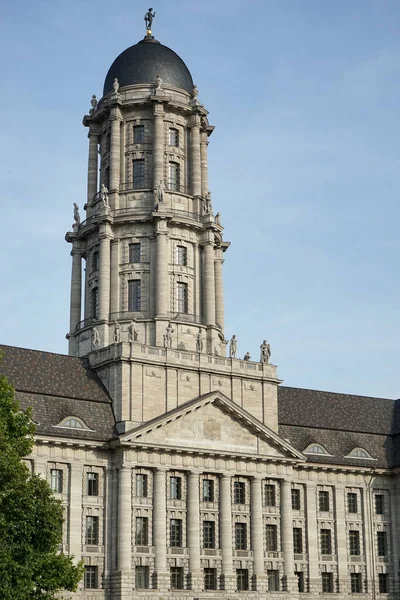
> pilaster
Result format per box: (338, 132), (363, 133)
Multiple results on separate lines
(187, 470), (201, 590)
(281, 479), (297, 592)
(214, 247), (224, 333)
(220, 474), (235, 591)
(190, 115), (201, 196)
(251, 475), (267, 591)
(153, 103), (165, 187)
(153, 467), (168, 590)
(87, 129), (99, 210)
(110, 108), (122, 209)
(69, 243), (82, 354)
(69, 464), (83, 561)
(200, 129), (209, 197)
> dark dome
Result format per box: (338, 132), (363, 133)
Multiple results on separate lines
(103, 37), (193, 96)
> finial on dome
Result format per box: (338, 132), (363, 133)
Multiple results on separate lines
(144, 8), (156, 37)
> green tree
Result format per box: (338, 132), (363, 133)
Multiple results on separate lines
(0, 370), (84, 599)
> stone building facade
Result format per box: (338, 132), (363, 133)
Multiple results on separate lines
(1, 22), (399, 600)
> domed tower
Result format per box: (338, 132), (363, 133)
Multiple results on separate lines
(66, 27), (228, 359)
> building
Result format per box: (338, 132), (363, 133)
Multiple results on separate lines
(1, 17), (399, 600)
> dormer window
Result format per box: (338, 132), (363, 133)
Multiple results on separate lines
(55, 416), (91, 430)
(346, 447), (375, 460)
(304, 443), (331, 456)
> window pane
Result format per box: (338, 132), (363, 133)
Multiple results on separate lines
(133, 125), (145, 144)
(168, 161), (180, 191)
(351, 573), (362, 593)
(296, 571), (305, 593)
(322, 573), (333, 593)
(203, 521), (215, 548)
(377, 531), (387, 556)
(236, 569), (249, 591)
(50, 469), (63, 493)
(87, 472), (98, 496)
(349, 530), (360, 555)
(129, 243), (141, 263)
(291, 488), (301, 510)
(133, 159), (145, 188)
(84, 566), (98, 589)
(169, 128), (179, 147)
(266, 524), (278, 551)
(265, 484), (276, 506)
(135, 565), (149, 589)
(319, 490), (330, 512)
(375, 494), (384, 514)
(234, 481), (245, 504)
(320, 529), (332, 554)
(135, 517), (148, 545)
(268, 570), (280, 592)
(92, 250), (99, 271)
(177, 245), (187, 266)
(128, 280), (141, 312)
(91, 287), (99, 319)
(136, 473), (148, 497)
(170, 567), (184, 589)
(235, 523), (247, 550)
(85, 516), (99, 545)
(177, 282), (188, 313)
(170, 519), (182, 547)
(293, 527), (303, 554)
(347, 492), (358, 513)
(203, 479), (214, 502)
(379, 573), (388, 593)
(170, 476), (182, 499)
(204, 568), (217, 590)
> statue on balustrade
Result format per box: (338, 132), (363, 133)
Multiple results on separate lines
(73, 203), (80, 229)
(128, 320), (139, 343)
(163, 323), (174, 348)
(243, 351), (251, 361)
(92, 327), (100, 348)
(157, 179), (164, 203)
(260, 340), (271, 363)
(113, 78), (119, 93)
(196, 329), (204, 353)
(101, 183), (109, 207)
(155, 74), (162, 91)
(229, 335), (237, 359)
(89, 95), (98, 114)
(203, 191), (212, 214)
(113, 321), (120, 343)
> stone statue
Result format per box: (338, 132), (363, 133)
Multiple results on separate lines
(260, 340), (271, 363)
(192, 84), (199, 98)
(155, 74), (162, 91)
(73, 203), (80, 228)
(101, 183), (109, 206)
(113, 78), (119, 93)
(163, 323), (174, 348)
(92, 327), (100, 348)
(144, 8), (156, 31)
(229, 335), (237, 359)
(113, 321), (120, 343)
(215, 212), (221, 225)
(243, 351), (251, 361)
(203, 191), (212, 214)
(196, 329), (204, 353)
(128, 320), (139, 343)
(90, 95), (98, 114)
(157, 179), (164, 203)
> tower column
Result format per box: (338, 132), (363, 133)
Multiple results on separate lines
(202, 239), (215, 325)
(281, 480), (296, 592)
(153, 103), (165, 187)
(200, 130), (209, 197)
(214, 248), (224, 331)
(110, 239), (120, 317)
(220, 474), (234, 591)
(251, 476), (267, 590)
(87, 130), (99, 207)
(153, 468), (168, 590)
(110, 109), (121, 209)
(155, 222), (169, 317)
(190, 117), (201, 196)
(187, 471), (201, 589)
(98, 232), (111, 336)
(69, 245), (82, 353)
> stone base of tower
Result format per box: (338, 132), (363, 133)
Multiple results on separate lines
(110, 569), (133, 599)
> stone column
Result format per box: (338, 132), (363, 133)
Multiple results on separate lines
(363, 482), (375, 596)
(110, 112), (121, 192)
(200, 130), (209, 197)
(69, 245), (82, 336)
(190, 117), (201, 196)
(120, 121), (125, 185)
(153, 104), (164, 187)
(155, 222), (169, 317)
(98, 234), (111, 325)
(220, 474), (234, 591)
(214, 248), (224, 332)
(335, 485), (348, 594)
(202, 240), (215, 326)
(187, 471), (201, 590)
(69, 464), (82, 560)
(87, 130), (99, 206)
(118, 466), (132, 570)
(153, 468), (168, 590)
(390, 482), (400, 597)
(306, 482), (319, 594)
(251, 476), (267, 590)
(110, 239), (120, 317)
(281, 480), (296, 592)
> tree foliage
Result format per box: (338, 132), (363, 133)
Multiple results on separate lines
(0, 369), (84, 599)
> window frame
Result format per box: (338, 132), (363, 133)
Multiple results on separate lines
(375, 494), (385, 515)
(87, 472), (99, 497)
(168, 161), (180, 192)
(320, 529), (332, 555)
(128, 279), (141, 312)
(135, 565), (149, 589)
(177, 245), (187, 266)
(347, 492), (358, 514)
(136, 473), (148, 498)
(265, 483), (276, 507)
(170, 519), (182, 547)
(291, 488), (301, 510)
(202, 478), (214, 502)
(233, 481), (246, 504)
(129, 243), (141, 263)
(321, 572), (334, 593)
(135, 516), (149, 546)
(169, 127), (179, 147)
(170, 566), (184, 590)
(204, 567), (217, 590)
(176, 281), (188, 314)
(268, 569), (280, 592)
(203, 520), (215, 549)
(50, 468), (63, 493)
(319, 490), (330, 512)
(349, 530), (361, 556)
(133, 125), (145, 144)
(170, 476), (182, 500)
(350, 572), (362, 593)
(85, 515), (99, 545)
(378, 573), (388, 594)
(293, 527), (303, 554)
(84, 565), (98, 590)
(266, 524), (278, 552)
(236, 569), (249, 591)
(132, 158), (146, 189)
(234, 522), (247, 550)
(377, 531), (387, 556)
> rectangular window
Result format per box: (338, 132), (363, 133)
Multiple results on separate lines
(50, 469), (63, 493)
(291, 488), (301, 510)
(135, 565), (149, 589)
(293, 527), (303, 554)
(379, 573), (388, 594)
(235, 522), (247, 550)
(128, 279), (141, 312)
(104, 166), (110, 189)
(177, 245), (187, 266)
(236, 569), (249, 591)
(129, 243), (141, 263)
(170, 476), (182, 500)
(168, 161), (180, 191)
(92, 250), (99, 271)
(87, 472), (99, 496)
(268, 569), (280, 592)
(133, 158), (145, 189)
(170, 519), (182, 547)
(322, 572), (333, 593)
(133, 125), (145, 144)
(169, 127), (179, 147)
(319, 490), (330, 512)
(375, 494), (385, 515)
(265, 484), (276, 507)
(136, 473), (148, 498)
(135, 517), (148, 546)
(320, 529), (332, 555)
(84, 566), (98, 589)
(351, 572), (362, 593)
(234, 481), (245, 504)
(170, 566), (184, 589)
(347, 492), (358, 513)
(203, 521), (215, 549)
(177, 282), (188, 314)
(349, 530), (360, 556)
(296, 571), (305, 593)
(204, 568), (217, 590)
(377, 531), (387, 556)
(85, 515), (99, 545)
(266, 524), (278, 551)
(91, 287), (99, 320)
(202, 478), (214, 502)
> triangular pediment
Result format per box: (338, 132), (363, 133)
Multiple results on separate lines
(120, 392), (304, 461)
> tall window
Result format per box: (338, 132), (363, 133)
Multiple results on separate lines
(91, 287), (99, 320)
(85, 516), (99, 545)
(234, 481), (245, 504)
(170, 567), (184, 589)
(92, 249), (99, 271)
(319, 490), (330, 512)
(291, 488), (301, 510)
(293, 528), (303, 554)
(135, 565), (149, 589)
(268, 570), (280, 592)
(104, 166), (110, 189)
(87, 472), (99, 496)
(375, 494), (385, 515)
(133, 125), (145, 144)
(133, 159), (145, 188)
(203, 479), (214, 502)
(135, 517), (148, 545)
(236, 569), (249, 591)
(265, 484), (276, 507)
(321, 573), (333, 593)
(84, 566), (98, 589)
(136, 473), (148, 497)
(377, 531), (387, 556)
(168, 161), (180, 191)
(347, 492), (358, 513)
(296, 571), (305, 593)
(170, 519), (182, 547)
(203, 521), (215, 548)
(320, 529), (332, 555)
(349, 530), (360, 556)
(379, 573), (388, 594)
(169, 127), (179, 147)
(177, 245), (187, 266)
(177, 282), (188, 313)
(204, 568), (217, 590)
(235, 523), (247, 550)
(50, 469), (63, 493)
(350, 573), (362, 593)
(128, 280), (141, 312)
(266, 524), (278, 551)
(170, 476), (182, 499)
(129, 243), (141, 263)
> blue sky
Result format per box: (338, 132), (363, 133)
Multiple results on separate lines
(1, 0), (399, 398)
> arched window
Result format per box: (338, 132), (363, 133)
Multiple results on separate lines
(56, 416), (90, 430)
(346, 447), (375, 460)
(304, 443), (331, 455)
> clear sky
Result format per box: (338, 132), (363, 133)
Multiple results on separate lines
(1, 0), (399, 399)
